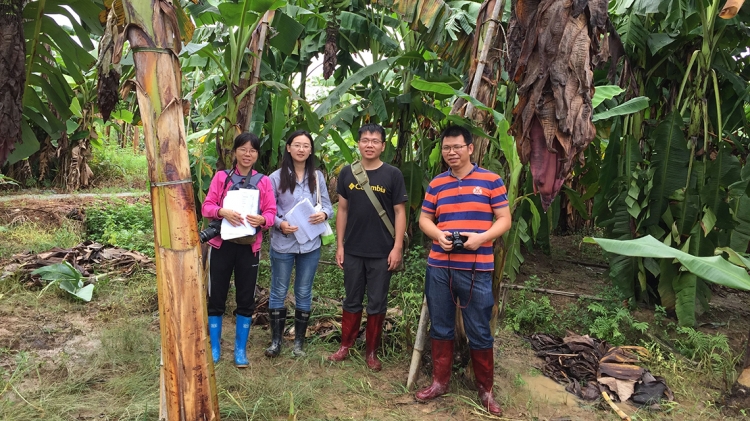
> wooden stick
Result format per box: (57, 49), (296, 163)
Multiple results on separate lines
(601, 391), (631, 420)
(407, 297), (430, 390)
(499, 283), (610, 301)
(560, 259), (610, 269)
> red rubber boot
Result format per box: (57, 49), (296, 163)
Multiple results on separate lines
(415, 339), (454, 401)
(470, 348), (503, 416)
(328, 310), (362, 361)
(365, 313), (386, 371)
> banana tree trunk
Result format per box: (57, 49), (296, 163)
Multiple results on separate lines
(239, 10), (273, 132)
(0, 0), (25, 166)
(115, 1), (219, 419)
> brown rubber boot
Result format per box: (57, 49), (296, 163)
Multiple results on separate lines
(415, 339), (454, 401)
(328, 310), (362, 361)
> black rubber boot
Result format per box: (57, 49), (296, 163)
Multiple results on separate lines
(264, 308), (287, 358)
(292, 309), (311, 357)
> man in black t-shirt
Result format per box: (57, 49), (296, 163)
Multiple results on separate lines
(328, 123), (408, 371)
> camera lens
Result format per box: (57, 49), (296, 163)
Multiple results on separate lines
(199, 220), (222, 243)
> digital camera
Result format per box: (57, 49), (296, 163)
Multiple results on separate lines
(446, 231), (469, 251)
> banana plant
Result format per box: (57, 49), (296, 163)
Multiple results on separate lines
(185, 0), (299, 170)
(590, 0), (750, 325)
(584, 235), (750, 326)
(5, 0), (103, 170)
(100, 0), (220, 417)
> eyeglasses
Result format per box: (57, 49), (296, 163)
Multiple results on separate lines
(236, 147), (258, 155)
(441, 144), (468, 153)
(359, 139), (383, 146)
(290, 143), (312, 150)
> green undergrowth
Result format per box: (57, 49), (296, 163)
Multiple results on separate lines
(85, 200), (155, 257)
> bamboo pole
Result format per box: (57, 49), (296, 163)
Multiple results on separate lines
(406, 297), (430, 390)
(115, 1), (219, 419)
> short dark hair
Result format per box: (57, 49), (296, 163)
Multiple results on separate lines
(233, 132), (261, 152)
(440, 125), (472, 145)
(358, 123), (386, 142)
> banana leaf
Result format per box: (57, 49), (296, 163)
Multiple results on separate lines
(592, 85), (625, 108)
(584, 235), (750, 291)
(646, 112), (690, 227)
(314, 58), (396, 118)
(592, 97), (650, 122)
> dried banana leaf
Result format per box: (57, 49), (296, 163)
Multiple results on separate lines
(508, 0), (611, 209)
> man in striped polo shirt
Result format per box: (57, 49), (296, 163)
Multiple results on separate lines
(416, 125), (511, 416)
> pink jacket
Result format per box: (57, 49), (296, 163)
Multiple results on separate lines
(201, 168), (277, 253)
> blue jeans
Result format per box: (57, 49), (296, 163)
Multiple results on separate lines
(269, 247), (321, 311)
(425, 265), (494, 350)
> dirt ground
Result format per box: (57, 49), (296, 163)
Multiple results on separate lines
(1, 195), (749, 420)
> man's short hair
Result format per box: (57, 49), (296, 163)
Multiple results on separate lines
(440, 125), (472, 145)
(358, 123), (386, 141)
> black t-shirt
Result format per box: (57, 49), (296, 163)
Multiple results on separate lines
(337, 163), (408, 258)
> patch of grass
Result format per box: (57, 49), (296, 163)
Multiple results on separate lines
(94, 270), (158, 319)
(89, 142), (148, 190)
(0, 220), (83, 259)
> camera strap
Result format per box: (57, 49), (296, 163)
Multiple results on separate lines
(447, 253), (477, 310)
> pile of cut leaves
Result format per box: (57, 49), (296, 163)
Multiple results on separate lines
(528, 332), (674, 409)
(1, 240), (154, 287)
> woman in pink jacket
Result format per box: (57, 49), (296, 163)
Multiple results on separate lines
(201, 132), (277, 367)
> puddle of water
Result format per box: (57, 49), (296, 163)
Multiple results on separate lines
(520, 374), (580, 408)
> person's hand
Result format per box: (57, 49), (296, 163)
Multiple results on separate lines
(336, 246), (345, 269)
(246, 214), (266, 228)
(308, 211), (326, 225)
(437, 230), (454, 252)
(280, 221), (298, 235)
(387, 247), (402, 271)
(219, 208), (243, 227)
(461, 232), (486, 251)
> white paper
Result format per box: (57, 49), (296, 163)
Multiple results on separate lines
(221, 189), (260, 240)
(285, 198), (327, 244)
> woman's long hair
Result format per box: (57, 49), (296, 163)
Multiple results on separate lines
(231, 132), (261, 170)
(279, 130), (316, 194)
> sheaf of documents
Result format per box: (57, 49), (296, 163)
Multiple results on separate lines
(285, 198), (327, 244)
(221, 189), (260, 240)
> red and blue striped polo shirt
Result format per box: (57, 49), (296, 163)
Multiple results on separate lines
(421, 164), (509, 271)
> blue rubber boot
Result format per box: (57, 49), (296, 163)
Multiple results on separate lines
(234, 315), (252, 368)
(208, 315), (222, 363)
